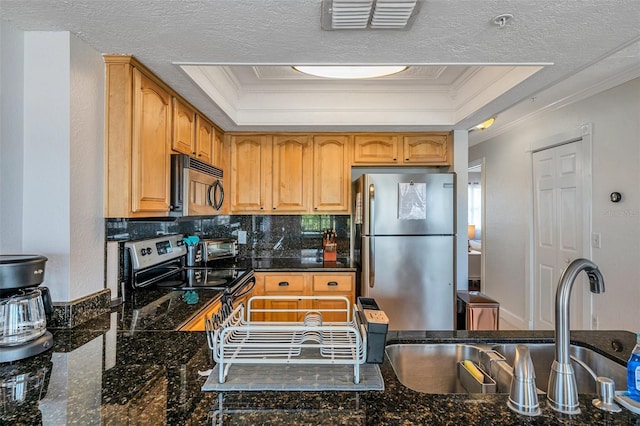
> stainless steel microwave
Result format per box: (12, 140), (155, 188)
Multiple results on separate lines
(170, 154), (224, 217)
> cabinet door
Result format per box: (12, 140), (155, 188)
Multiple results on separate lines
(172, 98), (196, 155)
(195, 114), (214, 164)
(131, 69), (171, 213)
(403, 133), (451, 165)
(313, 135), (350, 212)
(229, 135), (271, 212)
(262, 274), (306, 322)
(212, 130), (224, 169)
(353, 135), (399, 164)
(311, 273), (355, 323)
(272, 135), (311, 212)
(179, 300), (221, 331)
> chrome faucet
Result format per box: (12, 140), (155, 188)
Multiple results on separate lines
(547, 258), (604, 415)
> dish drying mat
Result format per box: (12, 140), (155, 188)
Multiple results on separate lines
(202, 362), (384, 392)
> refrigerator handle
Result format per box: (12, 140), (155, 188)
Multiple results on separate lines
(368, 183), (375, 237)
(369, 183), (375, 287)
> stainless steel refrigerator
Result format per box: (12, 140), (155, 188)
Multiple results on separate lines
(353, 173), (456, 330)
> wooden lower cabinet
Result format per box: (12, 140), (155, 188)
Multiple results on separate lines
(310, 274), (354, 322)
(179, 300), (222, 331)
(262, 273), (307, 322)
(252, 271), (355, 323)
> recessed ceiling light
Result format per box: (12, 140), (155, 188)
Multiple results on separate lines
(292, 66), (408, 79)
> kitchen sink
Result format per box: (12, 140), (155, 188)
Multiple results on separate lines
(386, 342), (626, 394)
(385, 343), (490, 393)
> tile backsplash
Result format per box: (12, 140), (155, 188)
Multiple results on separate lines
(106, 215), (351, 259)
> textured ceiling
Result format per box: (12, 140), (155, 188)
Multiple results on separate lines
(1, 0), (639, 138)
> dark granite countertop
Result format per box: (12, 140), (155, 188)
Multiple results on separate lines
(234, 256), (357, 272)
(2, 290), (639, 424)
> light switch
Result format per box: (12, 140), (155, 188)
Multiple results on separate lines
(237, 230), (247, 244)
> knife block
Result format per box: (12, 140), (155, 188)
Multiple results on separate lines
(322, 241), (337, 262)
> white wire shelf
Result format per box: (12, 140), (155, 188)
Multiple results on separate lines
(205, 296), (367, 384)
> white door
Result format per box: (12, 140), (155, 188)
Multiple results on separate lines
(533, 142), (583, 329)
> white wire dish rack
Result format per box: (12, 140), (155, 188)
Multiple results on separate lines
(204, 296), (367, 384)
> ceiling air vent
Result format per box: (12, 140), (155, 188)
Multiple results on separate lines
(321, 0), (420, 30)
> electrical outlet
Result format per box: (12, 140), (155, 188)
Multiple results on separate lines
(591, 232), (601, 248)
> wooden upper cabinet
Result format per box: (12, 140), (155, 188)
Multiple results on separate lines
(195, 114), (214, 164)
(272, 135), (312, 212)
(212, 130), (224, 168)
(353, 135), (399, 164)
(229, 135), (272, 212)
(105, 55), (223, 218)
(353, 133), (452, 165)
(403, 133), (451, 165)
(171, 98), (196, 156)
(313, 135), (350, 212)
(131, 69), (172, 214)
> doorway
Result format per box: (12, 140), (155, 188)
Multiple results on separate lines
(468, 159), (485, 292)
(532, 140), (586, 329)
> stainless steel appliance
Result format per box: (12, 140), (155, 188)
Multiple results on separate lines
(200, 239), (237, 264)
(170, 154), (224, 217)
(124, 234), (253, 292)
(123, 234), (254, 333)
(353, 173), (455, 330)
(0, 255), (54, 362)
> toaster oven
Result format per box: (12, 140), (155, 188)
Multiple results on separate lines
(201, 239), (238, 264)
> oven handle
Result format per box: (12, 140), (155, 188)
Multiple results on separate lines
(132, 265), (182, 288)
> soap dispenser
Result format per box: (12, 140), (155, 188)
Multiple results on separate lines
(507, 345), (541, 416)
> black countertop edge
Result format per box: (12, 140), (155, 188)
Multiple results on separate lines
(231, 256), (357, 272)
(387, 329), (636, 365)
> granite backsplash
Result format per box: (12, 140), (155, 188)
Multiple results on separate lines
(106, 215), (351, 259)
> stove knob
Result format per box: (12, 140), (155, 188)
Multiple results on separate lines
(140, 248), (147, 256)
(146, 247), (153, 255)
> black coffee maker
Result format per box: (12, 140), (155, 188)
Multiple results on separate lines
(0, 255), (54, 363)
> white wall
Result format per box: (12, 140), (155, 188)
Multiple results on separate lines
(23, 32), (72, 300)
(0, 22), (105, 302)
(470, 77), (640, 332)
(453, 130), (469, 291)
(68, 35), (105, 300)
(0, 20), (25, 251)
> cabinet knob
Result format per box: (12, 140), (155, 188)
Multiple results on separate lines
(314, 207), (318, 210)
(393, 158), (397, 161)
(405, 158), (409, 161)
(327, 281), (338, 286)
(260, 206), (264, 210)
(273, 207), (276, 210)
(278, 281), (289, 287)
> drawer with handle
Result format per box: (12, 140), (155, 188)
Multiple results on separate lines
(312, 275), (353, 292)
(264, 275), (305, 293)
